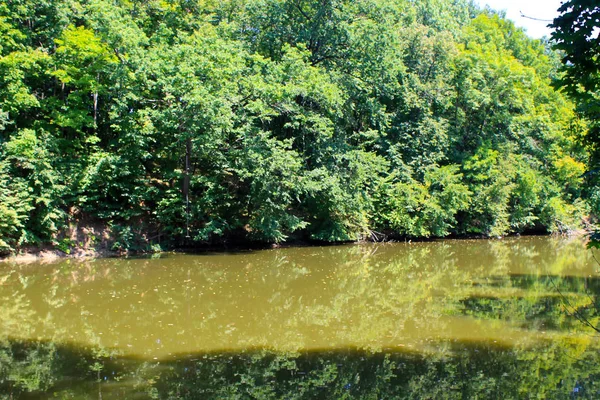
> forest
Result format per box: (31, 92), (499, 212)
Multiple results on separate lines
(0, 0), (596, 253)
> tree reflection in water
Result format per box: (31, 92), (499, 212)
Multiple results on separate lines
(1, 237), (599, 398)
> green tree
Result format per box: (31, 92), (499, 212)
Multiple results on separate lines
(551, 1), (600, 221)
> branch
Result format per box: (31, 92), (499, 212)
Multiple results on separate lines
(113, 48), (127, 65)
(519, 11), (553, 23)
(310, 53), (339, 66)
(295, 3), (312, 21)
(550, 277), (600, 333)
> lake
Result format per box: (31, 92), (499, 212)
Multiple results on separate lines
(1, 236), (599, 398)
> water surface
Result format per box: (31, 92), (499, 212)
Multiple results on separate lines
(1, 237), (600, 398)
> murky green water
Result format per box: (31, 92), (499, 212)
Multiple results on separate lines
(1, 237), (600, 398)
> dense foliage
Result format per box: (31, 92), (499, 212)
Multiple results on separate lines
(0, 0), (592, 252)
(551, 1), (600, 230)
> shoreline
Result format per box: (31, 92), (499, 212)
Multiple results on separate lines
(0, 230), (591, 264)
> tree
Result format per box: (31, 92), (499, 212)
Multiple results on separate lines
(551, 1), (600, 234)
(551, 1), (600, 164)
(551, 1), (600, 103)
(0, 0), (593, 252)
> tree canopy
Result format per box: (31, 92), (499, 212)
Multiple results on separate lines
(0, 0), (594, 253)
(550, 0), (600, 235)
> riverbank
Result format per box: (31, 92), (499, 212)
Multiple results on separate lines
(0, 246), (123, 264)
(1, 229), (592, 264)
